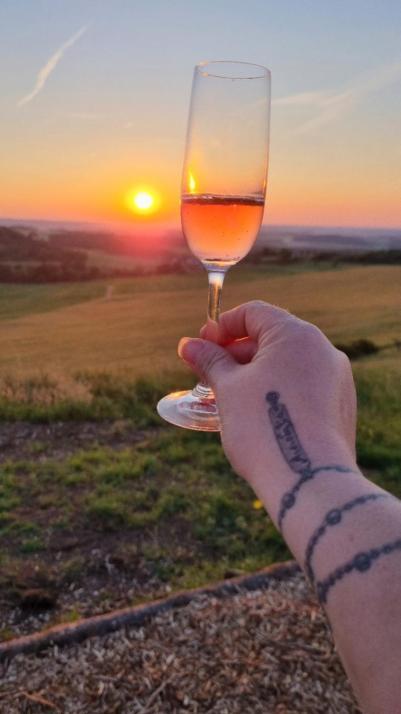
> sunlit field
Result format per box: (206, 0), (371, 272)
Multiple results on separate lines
(0, 262), (400, 639)
(0, 264), (399, 377)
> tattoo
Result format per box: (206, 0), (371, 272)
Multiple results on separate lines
(305, 493), (389, 584)
(266, 392), (400, 605)
(266, 392), (312, 475)
(277, 465), (356, 530)
(266, 391), (357, 530)
(316, 537), (401, 604)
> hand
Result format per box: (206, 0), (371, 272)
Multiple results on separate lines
(178, 301), (356, 499)
(180, 302), (401, 714)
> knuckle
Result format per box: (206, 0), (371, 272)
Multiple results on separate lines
(284, 321), (330, 354)
(297, 321), (325, 343)
(248, 300), (291, 329)
(302, 321), (322, 337)
(248, 299), (268, 310)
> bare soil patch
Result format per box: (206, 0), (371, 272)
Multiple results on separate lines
(0, 420), (148, 463)
(0, 421), (171, 639)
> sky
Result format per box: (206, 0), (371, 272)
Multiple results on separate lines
(0, 0), (400, 229)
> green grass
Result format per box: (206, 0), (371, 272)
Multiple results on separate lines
(0, 281), (105, 321)
(0, 264), (399, 376)
(0, 428), (291, 590)
(0, 263), (399, 606)
(0, 363), (399, 597)
(0, 262), (316, 323)
(354, 365), (401, 493)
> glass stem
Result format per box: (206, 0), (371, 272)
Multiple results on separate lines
(192, 268), (227, 400)
(207, 268), (226, 322)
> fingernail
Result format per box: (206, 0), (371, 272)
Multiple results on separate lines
(178, 338), (200, 363)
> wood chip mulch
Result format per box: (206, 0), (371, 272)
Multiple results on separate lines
(0, 570), (361, 713)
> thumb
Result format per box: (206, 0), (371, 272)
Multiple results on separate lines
(178, 337), (237, 387)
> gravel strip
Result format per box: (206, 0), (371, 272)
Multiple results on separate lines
(0, 571), (361, 713)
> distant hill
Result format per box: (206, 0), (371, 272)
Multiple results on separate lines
(2, 217), (401, 252)
(0, 220), (400, 283)
(255, 225), (401, 253)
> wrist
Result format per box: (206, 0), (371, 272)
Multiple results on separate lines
(246, 428), (357, 512)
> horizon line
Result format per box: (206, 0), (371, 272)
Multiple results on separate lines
(1, 214), (400, 233)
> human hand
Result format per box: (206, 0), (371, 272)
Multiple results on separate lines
(179, 303), (401, 714)
(178, 301), (357, 503)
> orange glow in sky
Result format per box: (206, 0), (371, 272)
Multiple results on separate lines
(1, 3), (400, 229)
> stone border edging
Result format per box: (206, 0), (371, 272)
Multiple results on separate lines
(0, 560), (300, 662)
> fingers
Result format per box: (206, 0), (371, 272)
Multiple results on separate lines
(178, 337), (237, 388)
(226, 337), (257, 363)
(201, 301), (291, 344)
(200, 318), (220, 343)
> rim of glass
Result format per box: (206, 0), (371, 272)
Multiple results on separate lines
(196, 60), (270, 80)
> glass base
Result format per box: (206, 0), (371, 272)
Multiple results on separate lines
(157, 389), (221, 431)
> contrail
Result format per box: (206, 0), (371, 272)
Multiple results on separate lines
(273, 58), (401, 134)
(18, 25), (88, 107)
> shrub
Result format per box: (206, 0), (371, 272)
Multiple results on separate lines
(335, 339), (379, 360)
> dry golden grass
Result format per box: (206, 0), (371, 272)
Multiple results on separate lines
(0, 265), (399, 378)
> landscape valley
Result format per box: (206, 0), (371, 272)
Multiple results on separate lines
(0, 230), (399, 644)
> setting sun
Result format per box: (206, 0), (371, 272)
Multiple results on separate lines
(125, 188), (160, 216)
(134, 191), (154, 211)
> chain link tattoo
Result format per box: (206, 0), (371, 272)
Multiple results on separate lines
(266, 392), (356, 531)
(316, 537), (401, 604)
(304, 493), (389, 584)
(266, 391), (401, 606)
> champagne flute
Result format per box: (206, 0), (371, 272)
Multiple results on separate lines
(157, 60), (271, 431)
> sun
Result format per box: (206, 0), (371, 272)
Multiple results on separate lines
(126, 188), (160, 216)
(134, 191), (154, 211)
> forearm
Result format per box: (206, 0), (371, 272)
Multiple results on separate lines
(182, 303), (400, 712)
(249, 392), (401, 714)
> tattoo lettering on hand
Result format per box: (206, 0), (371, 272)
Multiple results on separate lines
(265, 392), (357, 530)
(316, 537), (401, 604)
(304, 493), (389, 584)
(266, 392), (312, 475)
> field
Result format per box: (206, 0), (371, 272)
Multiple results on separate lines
(0, 264), (400, 376)
(0, 262), (400, 639)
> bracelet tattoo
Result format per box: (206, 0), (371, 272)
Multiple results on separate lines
(304, 493), (389, 584)
(266, 392), (357, 530)
(316, 537), (401, 604)
(266, 392), (401, 604)
(276, 465), (356, 531)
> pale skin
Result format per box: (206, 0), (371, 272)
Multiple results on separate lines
(178, 301), (401, 714)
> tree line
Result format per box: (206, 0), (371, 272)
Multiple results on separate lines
(0, 225), (400, 284)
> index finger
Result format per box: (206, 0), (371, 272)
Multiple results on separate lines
(203, 301), (291, 344)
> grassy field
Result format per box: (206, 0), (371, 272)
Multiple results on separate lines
(0, 264), (399, 376)
(0, 262), (399, 636)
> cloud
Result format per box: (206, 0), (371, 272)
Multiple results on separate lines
(273, 59), (401, 134)
(18, 25), (88, 107)
(273, 90), (332, 107)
